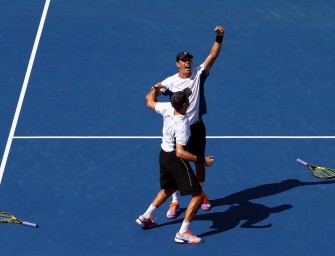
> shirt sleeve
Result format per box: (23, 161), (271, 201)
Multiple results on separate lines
(197, 64), (205, 73)
(175, 122), (190, 146)
(154, 102), (171, 116)
(162, 88), (173, 97)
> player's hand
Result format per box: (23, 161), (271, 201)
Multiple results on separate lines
(151, 82), (166, 90)
(205, 156), (214, 167)
(214, 26), (224, 37)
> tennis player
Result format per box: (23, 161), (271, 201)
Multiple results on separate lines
(135, 87), (214, 244)
(153, 25), (224, 217)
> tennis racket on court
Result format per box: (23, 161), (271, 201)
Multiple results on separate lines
(0, 212), (39, 228)
(296, 158), (335, 179)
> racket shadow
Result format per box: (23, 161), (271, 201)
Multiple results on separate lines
(211, 178), (335, 207)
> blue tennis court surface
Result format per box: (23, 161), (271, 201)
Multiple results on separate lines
(1, 1), (335, 255)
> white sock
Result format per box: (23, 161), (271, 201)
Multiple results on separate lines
(142, 204), (156, 219)
(172, 191), (179, 203)
(179, 221), (190, 235)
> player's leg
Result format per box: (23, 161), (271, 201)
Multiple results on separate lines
(164, 151), (182, 219)
(136, 188), (175, 228)
(136, 149), (177, 227)
(175, 191), (204, 244)
(183, 190), (203, 222)
(172, 159), (204, 244)
(188, 120), (211, 210)
(166, 190), (180, 219)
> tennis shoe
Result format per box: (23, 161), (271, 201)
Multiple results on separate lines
(135, 215), (157, 229)
(201, 194), (211, 211)
(174, 230), (203, 244)
(166, 202), (180, 219)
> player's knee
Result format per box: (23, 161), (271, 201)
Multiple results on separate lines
(163, 188), (176, 197)
(192, 190), (204, 200)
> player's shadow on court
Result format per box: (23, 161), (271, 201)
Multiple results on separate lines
(159, 179), (335, 237)
(199, 178), (335, 237)
(195, 201), (292, 238)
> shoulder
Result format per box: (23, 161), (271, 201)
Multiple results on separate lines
(155, 102), (173, 115)
(196, 64), (205, 73)
(174, 115), (189, 129)
(162, 73), (179, 85)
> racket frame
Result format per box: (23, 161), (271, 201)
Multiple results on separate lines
(296, 158), (335, 179)
(0, 212), (39, 228)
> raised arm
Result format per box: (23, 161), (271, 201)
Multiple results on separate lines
(145, 87), (160, 110)
(149, 82), (167, 97)
(203, 25), (225, 73)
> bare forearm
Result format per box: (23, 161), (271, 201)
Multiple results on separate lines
(209, 40), (222, 60)
(150, 82), (166, 97)
(176, 146), (214, 167)
(203, 25), (225, 71)
(146, 88), (159, 110)
(211, 26), (224, 58)
(176, 149), (197, 162)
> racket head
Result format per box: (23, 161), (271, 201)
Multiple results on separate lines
(308, 165), (335, 179)
(0, 212), (38, 227)
(297, 158), (335, 179)
(0, 212), (21, 224)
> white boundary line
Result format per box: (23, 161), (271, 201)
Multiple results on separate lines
(12, 136), (335, 139)
(0, 0), (51, 184)
(1, 0), (334, 182)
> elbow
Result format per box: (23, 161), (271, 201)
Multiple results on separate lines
(176, 150), (183, 158)
(147, 101), (156, 110)
(176, 148), (187, 159)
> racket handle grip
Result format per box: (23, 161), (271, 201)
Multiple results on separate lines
(296, 158), (308, 166)
(22, 221), (39, 228)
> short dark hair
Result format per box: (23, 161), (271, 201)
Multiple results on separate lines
(170, 88), (192, 110)
(176, 51), (193, 62)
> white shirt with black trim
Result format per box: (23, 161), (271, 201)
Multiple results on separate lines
(161, 64), (205, 125)
(155, 102), (190, 152)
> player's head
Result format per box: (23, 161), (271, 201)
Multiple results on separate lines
(171, 88), (192, 111)
(176, 51), (193, 77)
(176, 51), (193, 62)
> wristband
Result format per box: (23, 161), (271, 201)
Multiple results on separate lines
(215, 35), (223, 44)
(196, 156), (205, 165)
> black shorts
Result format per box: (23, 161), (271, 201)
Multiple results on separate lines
(159, 149), (202, 196)
(188, 119), (206, 157)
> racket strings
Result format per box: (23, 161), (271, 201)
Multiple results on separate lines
(311, 166), (335, 178)
(0, 212), (14, 223)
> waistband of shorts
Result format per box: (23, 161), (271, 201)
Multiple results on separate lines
(161, 148), (176, 154)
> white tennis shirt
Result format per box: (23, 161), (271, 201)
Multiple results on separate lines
(161, 64), (205, 125)
(155, 102), (190, 152)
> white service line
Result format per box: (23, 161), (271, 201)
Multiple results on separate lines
(12, 136), (335, 139)
(0, 0), (51, 184)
